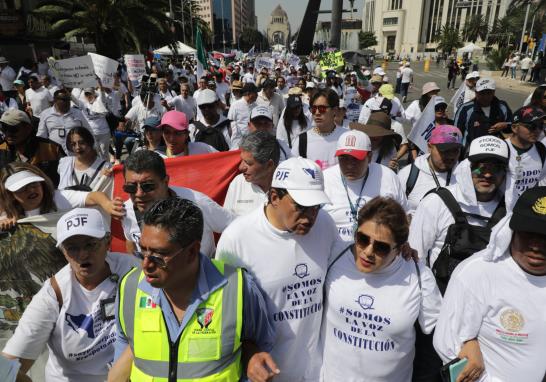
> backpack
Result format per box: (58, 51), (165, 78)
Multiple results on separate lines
(194, 119), (231, 152)
(298, 131), (308, 158)
(405, 163), (420, 197)
(535, 141), (546, 166)
(430, 187), (506, 295)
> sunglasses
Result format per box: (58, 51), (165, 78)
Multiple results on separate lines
(355, 232), (396, 257)
(310, 105), (332, 114)
(135, 246), (185, 268)
(122, 181), (157, 194)
(471, 162), (506, 176)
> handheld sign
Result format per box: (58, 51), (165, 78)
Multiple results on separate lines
(50, 56), (97, 88)
(124, 54), (146, 81)
(88, 53), (118, 88)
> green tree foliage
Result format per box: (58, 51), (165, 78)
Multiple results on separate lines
(358, 31), (378, 49)
(463, 14), (489, 43)
(435, 26), (463, 54)
(486, 47), (511, 70)
(239, 28), (269, 52)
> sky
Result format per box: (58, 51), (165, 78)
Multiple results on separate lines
(255, 0), (364, 34)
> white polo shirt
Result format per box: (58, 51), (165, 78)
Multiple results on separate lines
(223, 173), (268, 216)
(25, 86), (53, 118)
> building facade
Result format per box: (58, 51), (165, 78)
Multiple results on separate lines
(196, 0), (256, 50)
(362, 0), (510, 56)
(266, 5), (291, 47)
(314, 19), (363, 51)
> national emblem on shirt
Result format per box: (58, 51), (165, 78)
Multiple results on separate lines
(196, 307), (214, 329)
(496, 308), (528, 344)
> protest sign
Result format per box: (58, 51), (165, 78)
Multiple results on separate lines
(319, 51), (345, 75)
(88, 53), (118, 87)
(287, 53), (300, 68)
(255, 56), (275, 71)
(50, 56), (97, 88)
(408, 96), (436, 153)
(346, 102), (362, 122)
(124, 54), (146, 81)
(450, 82), (466, 115)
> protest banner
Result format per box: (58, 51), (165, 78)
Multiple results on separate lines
(50, 56), (97, 88)
(255, 56), (275, 71)
(319, 51), (345, 76)
(408, 96), (436, 154)
(110, 150), (242, 252)
(287, 53), (300, 68)
(124, 54), (146, 81)
(88, 53), (118, 88)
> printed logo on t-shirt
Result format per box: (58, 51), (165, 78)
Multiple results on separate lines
(495, 308), (528, 344)
(514, 169), (541, 195)
(273, 263), (323, 322)
(332, 295), (395, 352)
(66, 312), (95, 338)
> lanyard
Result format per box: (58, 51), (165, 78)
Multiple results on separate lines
(428, 158), (451, 189)
(341, 169), (370, 229)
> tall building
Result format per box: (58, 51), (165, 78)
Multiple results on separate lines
(196, 0), (256, 50)
(362, 0), (510, 56)
(266, 5), (291, 46)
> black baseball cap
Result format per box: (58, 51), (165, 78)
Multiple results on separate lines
(512, 105), (545, 126)
(510, 186), (546, 235)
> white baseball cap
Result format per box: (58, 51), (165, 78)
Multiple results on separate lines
(476, 78), (496, 92)
(434, 96), (448, 106)
(271, 157), (331, 206)
(196, 89), (217, 106)
(373, 67), (385, 76)
(56, 208), (108, 247)
(5, 170), (45, 192)
(335, 130), (371, 160)
(466, 71), (480, 80)
(305, 81), (316, 89)
(468, 135), (509, 164)
(250, 105), (273, 121)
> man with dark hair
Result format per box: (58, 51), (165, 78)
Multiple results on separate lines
(121, 150), (233, 256)
(224, 131), (281, 216)
(37, 88), (92, 155)
(291, 88), (347, 169)
(25, 74), (53, 120)
(228, 82), (258, 149)
(0, 109), (64, 185)
(217, 157), (345, 382)
(112, 197), (276, 381)
(256, 78), (284, 129)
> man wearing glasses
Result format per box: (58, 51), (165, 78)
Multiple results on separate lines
(188, 89), (232, 151)
(111, 198), (276, 381)
(216, 157), (346, 382)
(37, 89), (91, 156)
(291, 89), (348, 170)
(121, 150), (233, 257)
(504, 106), (546, 210)
(409, 135), (509, 293)
(0, 109), (64, 185)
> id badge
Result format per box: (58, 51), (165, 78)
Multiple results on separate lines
(100, 297), (116, 321)
(58, 128), (66, 138)
(515, 165), (523, 181)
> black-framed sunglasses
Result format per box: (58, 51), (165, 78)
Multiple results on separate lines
(134, 246), (186, 268)
(470, 162), (506, 177)
(122, 181), (157, 194)
(355, 232), (397, 257)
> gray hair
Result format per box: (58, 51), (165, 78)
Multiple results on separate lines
(240, 131), (280, 166)
(142, 197), (203, 247)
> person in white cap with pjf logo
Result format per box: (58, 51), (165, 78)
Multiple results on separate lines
(2, 208), (138, 382)
(323, 129), (408, 243)
(216, 157), (346, 382)
(409, 135), (509, 293)
(453, 78), (512, 150)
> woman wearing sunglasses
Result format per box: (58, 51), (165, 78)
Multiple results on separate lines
(2, 208), (138, 382)
(321, 197), (442, 381)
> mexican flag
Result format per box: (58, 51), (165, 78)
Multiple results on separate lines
(196, 27), (208, 79)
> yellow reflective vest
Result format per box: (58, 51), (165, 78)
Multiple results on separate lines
(118, 260), (243, 381)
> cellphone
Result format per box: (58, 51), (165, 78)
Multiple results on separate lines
(440, 357), (468, 382)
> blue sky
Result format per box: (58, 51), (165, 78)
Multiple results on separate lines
(255, 0), (364, 33)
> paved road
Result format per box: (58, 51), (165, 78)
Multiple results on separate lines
(380, 60), (538, 113)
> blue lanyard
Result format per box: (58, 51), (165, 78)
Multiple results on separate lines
(341, 169), (370, 225)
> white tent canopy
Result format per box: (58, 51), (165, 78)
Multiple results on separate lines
(153, 42), (196, 56)
(457, 43), (484, 55)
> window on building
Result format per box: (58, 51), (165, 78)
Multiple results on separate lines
(386, 35), (396, 51)
(383, 17), (398, 25)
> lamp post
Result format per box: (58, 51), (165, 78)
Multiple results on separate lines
(519, 1), (531, 54)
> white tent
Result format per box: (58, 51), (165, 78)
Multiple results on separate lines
(457, 43), (484, 55)
(153, 42), (196, 56)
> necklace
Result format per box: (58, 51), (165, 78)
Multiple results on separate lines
(314, 126), (336, 137)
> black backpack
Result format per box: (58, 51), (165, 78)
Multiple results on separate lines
(194, 119), (231, 152)
(430, 187), (506, 295)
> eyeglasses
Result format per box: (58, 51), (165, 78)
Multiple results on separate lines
(355, 232), (396, 257)
(62, 239), (103, 257)
(471, 162), (506, 177)
(135, 246), (186, 268)
(292, 200), (322, 215)
(310, 105), (332, 114)
(122, 181), (157, 194)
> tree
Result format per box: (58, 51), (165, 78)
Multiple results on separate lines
(32, 0), (175, 57)
(239, 28), (269, 52)
(174, 0), (211, 47)
(463, 14), (489, 43)
(488, 17), (513, 48)
(435, 25), (463, 54)
(358, 31), (377, 49)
